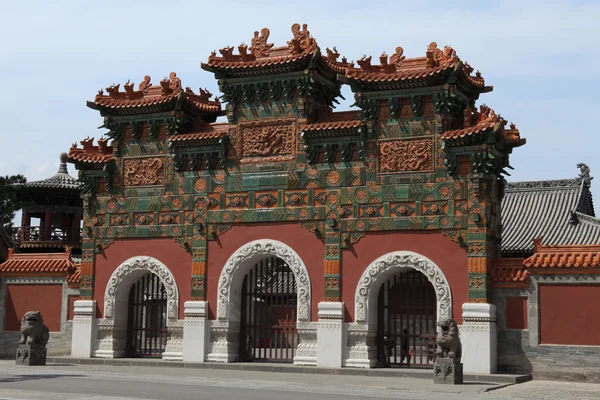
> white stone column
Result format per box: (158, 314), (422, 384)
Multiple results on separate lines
(317, 302), (344, 368)
(71, 300), (96, 358)
(461, 303), (497, 374)
(183, 301), (208, 363)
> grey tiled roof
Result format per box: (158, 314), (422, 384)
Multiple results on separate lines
(501, 166), (600, 256)
(19, 153), (80, 192)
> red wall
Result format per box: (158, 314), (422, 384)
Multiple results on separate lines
(94, 238), (192, 319)
(207, 223), (324, 321)
(539, 284), (600, 346)
(505, 297), (527, 330)
(342, 231), (468, 323)
(67, 295), (80, 321)
(5, 284), (63, 332)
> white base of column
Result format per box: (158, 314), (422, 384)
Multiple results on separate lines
(71, 300), (96, 358)
(461, 303), (497, 374)
(183, 301), (208, 363)
(317, 302), (344, 368)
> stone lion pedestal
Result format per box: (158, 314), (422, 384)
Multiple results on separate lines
(15, 311), (49, 366)
(433, 318), (463, 385)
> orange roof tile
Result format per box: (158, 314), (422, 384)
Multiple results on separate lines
(303, 111), (362, 132)
(169, 123), (229, 142)
(68, 137), (113, 165)
(89, 73), (221, 114)
(491, 258), (529, 288)
(202, 24), (319, 73)
(0, 248), (73, 275)
(338, 43), (488, 90)
(67, 266), (81, 288)
(441, 104), (526, 147)
(524, 243), (600, 270)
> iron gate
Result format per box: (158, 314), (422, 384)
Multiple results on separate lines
(125, 273), (169, 358)
(377, 270), (437, 367)
(239, 256), (298, 362)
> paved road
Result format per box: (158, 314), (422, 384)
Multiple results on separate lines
(0, 361), (597, 400)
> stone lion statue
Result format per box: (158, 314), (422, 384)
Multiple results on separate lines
(435, 318), (461, 362)
(19, 311), (49, 346)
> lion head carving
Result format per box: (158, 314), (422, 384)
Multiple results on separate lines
(435, 318), (462, 362)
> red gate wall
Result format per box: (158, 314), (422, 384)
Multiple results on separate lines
(342, 231), (468, 323)
(94, 238), (192, 319)
(207, 223), (324, 321)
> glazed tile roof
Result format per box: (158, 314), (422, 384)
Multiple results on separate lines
(201, 25), (321, 77)
(303, 111), (362, 132)
(17, 153), (80, 191)
(88, 73), (222, 115)
(0, 248), (74, 275)
(169, 123), (229, 142)
(441, 105), (525, 147)
(67, 265), (81, 287)
(524, 244), (600, 270)
(337, 43), (489, 92)
(68, 137), (114, 165)
(501, 164), (600, 256)
(491, 258), (529, 287)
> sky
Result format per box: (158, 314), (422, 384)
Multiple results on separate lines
(1, 0), (599, 202)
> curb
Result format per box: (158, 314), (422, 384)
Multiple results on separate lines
(45, 356), (530, 385)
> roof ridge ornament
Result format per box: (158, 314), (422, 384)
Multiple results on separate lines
(250, 28), (274, 58)
(426, 42), (456, 68)
(576, 163), (593, 186)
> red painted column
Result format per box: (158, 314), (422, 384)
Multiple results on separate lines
(44, 211), (53, 240)
(71, 211), (81, 242)
(20, 210), (31, 242)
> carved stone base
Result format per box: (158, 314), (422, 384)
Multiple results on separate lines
(16, 344), (47, 366)
(433, 358), (463, 384)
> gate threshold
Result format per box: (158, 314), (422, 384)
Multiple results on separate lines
(45, 356), (530, 385)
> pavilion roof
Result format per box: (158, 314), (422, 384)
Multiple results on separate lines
(501, 164), (600, 257)
(17, 153), (80, 192)
(87, 73), (222, 116)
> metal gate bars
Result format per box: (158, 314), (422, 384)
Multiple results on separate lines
(125, 272), (169, 358)
(377, 269), (437, 367)
(239, 256), (298, 362)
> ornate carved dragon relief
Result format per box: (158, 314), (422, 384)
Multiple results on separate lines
(238, 120), (296, 163)
(378, 138), (434, 173)
(123, 157), (165, 186)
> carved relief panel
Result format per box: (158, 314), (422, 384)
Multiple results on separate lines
(123, 157), (165, 186)
(378, 138), (434, 173)
(237, 119), (296, 164)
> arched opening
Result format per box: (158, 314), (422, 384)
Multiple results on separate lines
(125, 272), (169, 358)
(239, 256), (298, 362)
(376, 269), (437, 368)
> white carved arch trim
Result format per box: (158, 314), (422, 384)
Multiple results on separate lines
(217, 239), (311, 323)
(355, 251), (452, 324)
(104, 256), (179, 322)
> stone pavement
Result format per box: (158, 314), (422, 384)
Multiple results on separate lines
(0, 360), (597, 400)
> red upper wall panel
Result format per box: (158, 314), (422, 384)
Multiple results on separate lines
(4, 284), (63, 332)
(539, 284), (600, 346)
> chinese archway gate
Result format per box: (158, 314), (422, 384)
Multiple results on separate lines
(377, 270), (437, 367)
(239, 256), (298, 362)
(126, 273), (169, 358)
